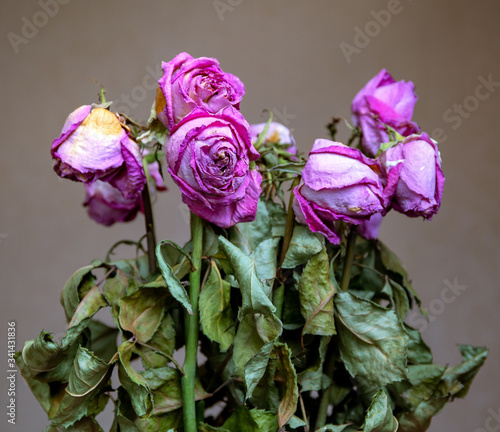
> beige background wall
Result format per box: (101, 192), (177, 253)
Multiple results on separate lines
(1, 1), (499, 430)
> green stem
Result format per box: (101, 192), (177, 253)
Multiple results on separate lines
(141, 185), (157, 274)
(314, 353), (337, 430)
(347, 127), (360, 147)
(340, 227), (357, 292)
(182, 213), (203, 432)
(99, 87), (106, 104)
(279, 176), (301, 268)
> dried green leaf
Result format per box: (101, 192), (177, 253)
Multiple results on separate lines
(405, 325), (433, 365)
(441, 344), (488, 398)
(117, 341), (152, 417)
(335, 291), (409, 387)
(101, 269), (130, 325)
(198, 424), (230, 432)
(219, 236), (276, 319)
(203, 223), (220, 257)
(297, 336), (331, 392)
(250, 409), (279, 431)
(136, 313), (176, 369)
(299, 248), (336, 336)
(273, 343), (298, 429)
(231, 199), (284, 255)
(51, 416), (105, 431)
(87, 321), (119, 363)
(63, 285), (108, 348)
(199, 260), (235, 352)
(51, 347), (111, 428)
(156, 241), (193, 314)
(381, 277), (409, 322)
(22, 331), (67, 373)
(119, 286), (167, 343)
(135, 411), (181, 432)
(61, 265), (98, 322)
(244, 340), (275, 401)
(140, 366), (208, 414)
(15, 351), (65, 417)
(397, 345), (487, 432)
(233, 313), (282, 378)
(251, 237), (280, 295)
(110, 386), (139, 432)
(397, 397), (447, 432)
(316, 425), (358, 432)
(282, 225), (323, 269)
(377, 241), (422, 312)
(222, 405), (278, 432)
(362, 390), (398, 432)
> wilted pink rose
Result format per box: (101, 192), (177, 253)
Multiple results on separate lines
(249, 121), (297, 155)
(51, 105), (146, 199)
(381, 133), (444, 219)
(352, 69), (419, 157)
(83, 157), (167, 226)
(293, 139), (385, 244)
(166, 107), (261, 228)
(157, 52), (245, 131)
(84, 181), (141, 226)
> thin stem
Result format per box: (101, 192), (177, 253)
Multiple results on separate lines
(182, 213), (203, 432)
(141, 186), (157, 274)
(314, 351), (337, 430)
(347, 128), (361, 147)
(299, 392), (310, 432)
(279, 176), (301, 268)
(340, 227), (357, 292)
(99, 87), (106, 104)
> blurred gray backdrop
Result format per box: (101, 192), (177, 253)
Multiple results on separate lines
(1, 1), (499, 430)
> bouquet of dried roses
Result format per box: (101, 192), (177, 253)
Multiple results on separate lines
(17, 53), (486, 432)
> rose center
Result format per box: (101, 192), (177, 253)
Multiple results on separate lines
(215, 150), (229, 173)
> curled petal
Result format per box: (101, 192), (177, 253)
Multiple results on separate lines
(158, 52), (245, 130)
(381, 133), (444, 219)
(84, 181), (140, 226)
(352, 69), (419, 157)
(292, 139), (386, 243)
